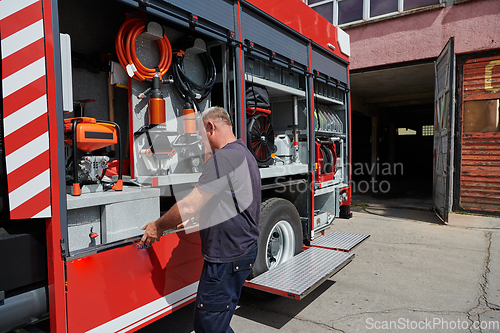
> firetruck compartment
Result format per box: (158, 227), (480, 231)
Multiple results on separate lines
(129, 36), (216, 182)
(66, 186), (160, 254)
(313, 189), (340, 232)
(313, 76), (349, 190)
(244, 56), (311, 178)
(59, 0), (232, 188)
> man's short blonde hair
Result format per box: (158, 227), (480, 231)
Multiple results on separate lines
(201, 106), (232, 127)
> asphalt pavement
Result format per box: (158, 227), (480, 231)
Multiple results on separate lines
(138, 206), (500, 333)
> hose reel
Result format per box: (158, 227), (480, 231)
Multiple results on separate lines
(115, 17), (172, 82)
(247, 113), (276, 167)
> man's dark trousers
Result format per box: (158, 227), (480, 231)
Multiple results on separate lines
(193, 244), (258, 332)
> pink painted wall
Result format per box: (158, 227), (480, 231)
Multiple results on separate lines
(344, 0), (500, 70)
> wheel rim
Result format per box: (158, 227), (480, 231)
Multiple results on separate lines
(265, 220), (295, 270)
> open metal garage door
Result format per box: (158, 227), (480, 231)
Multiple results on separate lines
(433, 37), (455, 222)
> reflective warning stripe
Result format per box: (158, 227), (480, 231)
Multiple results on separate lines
(86, 282), (198, 333)
(0, 0), (51, 219)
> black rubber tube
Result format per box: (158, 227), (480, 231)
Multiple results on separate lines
(172, 52), (216, 109)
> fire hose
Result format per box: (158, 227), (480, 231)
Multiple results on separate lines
(115, 17), (172, 81)
(116, 16), (214, 175)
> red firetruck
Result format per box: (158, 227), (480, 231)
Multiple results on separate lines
(0, 0), (368, 332)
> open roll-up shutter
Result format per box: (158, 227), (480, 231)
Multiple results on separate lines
(166, 0), (235, 32)
(119, 0), (235, 41)
(311, 46), (348, 85)
(240, 6), (308, 68)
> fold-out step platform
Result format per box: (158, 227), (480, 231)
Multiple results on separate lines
(311, 232), (370, 252)
(244, 247), (354, 300)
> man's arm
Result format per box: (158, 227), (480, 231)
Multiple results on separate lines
(139, 186), (214, 247)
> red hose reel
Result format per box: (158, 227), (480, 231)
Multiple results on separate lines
(315, 141), (337, 183)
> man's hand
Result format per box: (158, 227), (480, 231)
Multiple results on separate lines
(138, 186), (211, 248)
(176, 220), (190, 230)
(139, 220), (163, 248)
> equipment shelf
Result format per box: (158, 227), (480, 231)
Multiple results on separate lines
(314, 94), (344, 105)
(245, 74), (306, 98)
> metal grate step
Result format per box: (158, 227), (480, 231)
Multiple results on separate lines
(244, 247), (354, 300)
(311, 232), (370, 252)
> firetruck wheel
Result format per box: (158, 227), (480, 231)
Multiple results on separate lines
(249, 198), (302, 279)
(244, 198), (302, 299)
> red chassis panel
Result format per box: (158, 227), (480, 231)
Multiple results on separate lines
(66, 231), (203, 333)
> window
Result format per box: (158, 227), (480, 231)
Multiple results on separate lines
(338, 0), (363, 25)
(463, 100), (500, 132)
(308, 0), (441, 26)
(422, 125), (434, 136)
(398, 128), (417, 135)
(314, 2), (335, 22)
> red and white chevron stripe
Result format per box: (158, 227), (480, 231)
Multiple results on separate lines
(1, 0), (52, 219)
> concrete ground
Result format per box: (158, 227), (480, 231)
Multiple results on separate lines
(138, 207), (500, 333)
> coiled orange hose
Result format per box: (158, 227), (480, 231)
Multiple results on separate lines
(116, 17), (172, 81)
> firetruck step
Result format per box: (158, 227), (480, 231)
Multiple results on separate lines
(244, 247), (354, 300)
(311, 232), (370, 252)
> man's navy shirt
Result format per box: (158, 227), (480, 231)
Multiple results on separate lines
(196, 139), (261, 263)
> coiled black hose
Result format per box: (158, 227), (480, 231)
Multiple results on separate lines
(172, 51), (216, 111)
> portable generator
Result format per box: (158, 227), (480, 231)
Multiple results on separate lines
(64, 117), (123, 195)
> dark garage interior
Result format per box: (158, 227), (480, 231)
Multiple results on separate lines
(350, 62), (436, 207)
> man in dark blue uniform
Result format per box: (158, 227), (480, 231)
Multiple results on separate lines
(140, 106), (261, 332)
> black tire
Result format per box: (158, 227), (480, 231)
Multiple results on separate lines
(244, 198), (302, 299)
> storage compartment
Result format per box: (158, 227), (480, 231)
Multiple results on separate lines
(59, 0), (236, 190)
(313, 190), (339, 232)
(66, 187), (160, 255)
(244, 54), (309, 178)
(58, 0), (238, 252)
(313, 76), (349, 189)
